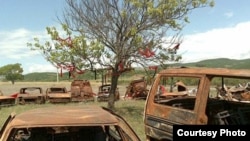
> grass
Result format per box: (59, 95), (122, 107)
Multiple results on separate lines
(113, 100), (146, 139)
(0, 82), (147, 141)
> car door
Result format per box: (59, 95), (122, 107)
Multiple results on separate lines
(102, 107), (141, 141)
(0, 113), (15, 140)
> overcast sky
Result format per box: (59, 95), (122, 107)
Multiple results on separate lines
(1, 0), (250, 74)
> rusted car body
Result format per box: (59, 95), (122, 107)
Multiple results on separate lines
(0, 96), (16, 107)
(0, 90), (16, 107)
(0, 105), (141, 141)
(16, 87), (46, 105)
(144, 67), (250, 141)
(70, 80), (96, 102)
(97, 84), (120, 102)
(124, 77), (148, 100)
(46, 86), (71, 103)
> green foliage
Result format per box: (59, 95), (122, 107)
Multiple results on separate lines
(0, 63), (24, 84)
(27, 25), (103, 72)
(28, 0), (214, 74)
(27, 0), (214, 109)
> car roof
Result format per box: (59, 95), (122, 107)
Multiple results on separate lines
(20, 87), (42, 89)
(20, 87), (42, 91)
(159, 67), (250, 78)
(8, 105), (118, 127)
(48, 86), (66, 88)
(0, 96), (15, 100)
(100, 84), (111, 87)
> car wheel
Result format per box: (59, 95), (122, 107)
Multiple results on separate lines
(18, 97), (25, 105)
(36, 97), (44, 104)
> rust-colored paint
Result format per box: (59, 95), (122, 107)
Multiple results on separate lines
(0, 96), (16, 107)
(124, 77), (148, 100)
(70, 80), (96, 102)
(11, 106), (118, 126)
(46, 87), (71, 103)
(17, 87), (46, 104)
(0, 105), (141, 141)
(144, 67), (250, 140)
(97, 84), (120, 102)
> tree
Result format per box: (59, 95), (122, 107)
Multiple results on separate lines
(28, 0), (214, 109)
(0, 63), (24, 84)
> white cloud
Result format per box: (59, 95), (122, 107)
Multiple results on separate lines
(26, 63), (57, 74)
(224, 11), (234, 18)
(0, 28), (54, 74)
(1, 22), (250, 74)
(179, 21), (250, 63)
(0, 28), (48, 59)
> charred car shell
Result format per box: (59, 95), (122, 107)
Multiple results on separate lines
(0, 105), (141, 141)
(46, 86), (71, 103)
(16, 87), (46, 105)
(144, 67), (250, 141)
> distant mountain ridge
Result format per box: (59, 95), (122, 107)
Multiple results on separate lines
(172, 58), (250, 69)
(23, 58), (250, 81)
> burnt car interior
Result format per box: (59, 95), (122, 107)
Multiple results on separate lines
(47, 88), (67, 93)
(98, 84), (111, 96)
(154, 76), (250, 125)
(20, 87), (42, 94)
(8, 125), (131, 141)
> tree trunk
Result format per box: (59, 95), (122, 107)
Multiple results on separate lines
(107, 73), (119, 110)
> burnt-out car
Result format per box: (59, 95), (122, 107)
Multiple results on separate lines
(0, 95), (16, 108)
(46, 86), (71, 103)
(124, 77), (148, 100)
(144, 67), (250, 140)
(16, 87), (46, 105)
(0, 90), (16, 107)
(70, 80), (96, 102)
(0, 105), (141, 141)
(97, 84), (120, 102)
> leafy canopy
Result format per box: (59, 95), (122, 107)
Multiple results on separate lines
(27, 0), (214, 109)
(0, 63), (24, 84)
(28, 0), (214, 74)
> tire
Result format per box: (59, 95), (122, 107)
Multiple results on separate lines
(36, 96), (45, 104)
(18, 97), (25, 105)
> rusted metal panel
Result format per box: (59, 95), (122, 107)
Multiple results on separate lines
(0, 96), (16, 107)
(158, 67), (250, 78)
(0, 105), (141, 141)
(144, 67), (250, 140)
(16, 87), (46, 104)
(70, 80), (96, 102)
(124, 77), (149, 100)
(46, 87), (71, 103)
(97, 84), (120, 102)
(10, 106), (118, 126)
(145, 124), (173, 140)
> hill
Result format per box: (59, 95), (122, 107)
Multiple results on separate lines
(23, 58), (250, 82)
(172, 58), (250, 69)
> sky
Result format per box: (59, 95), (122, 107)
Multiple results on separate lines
(1, 0), (250, 74)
